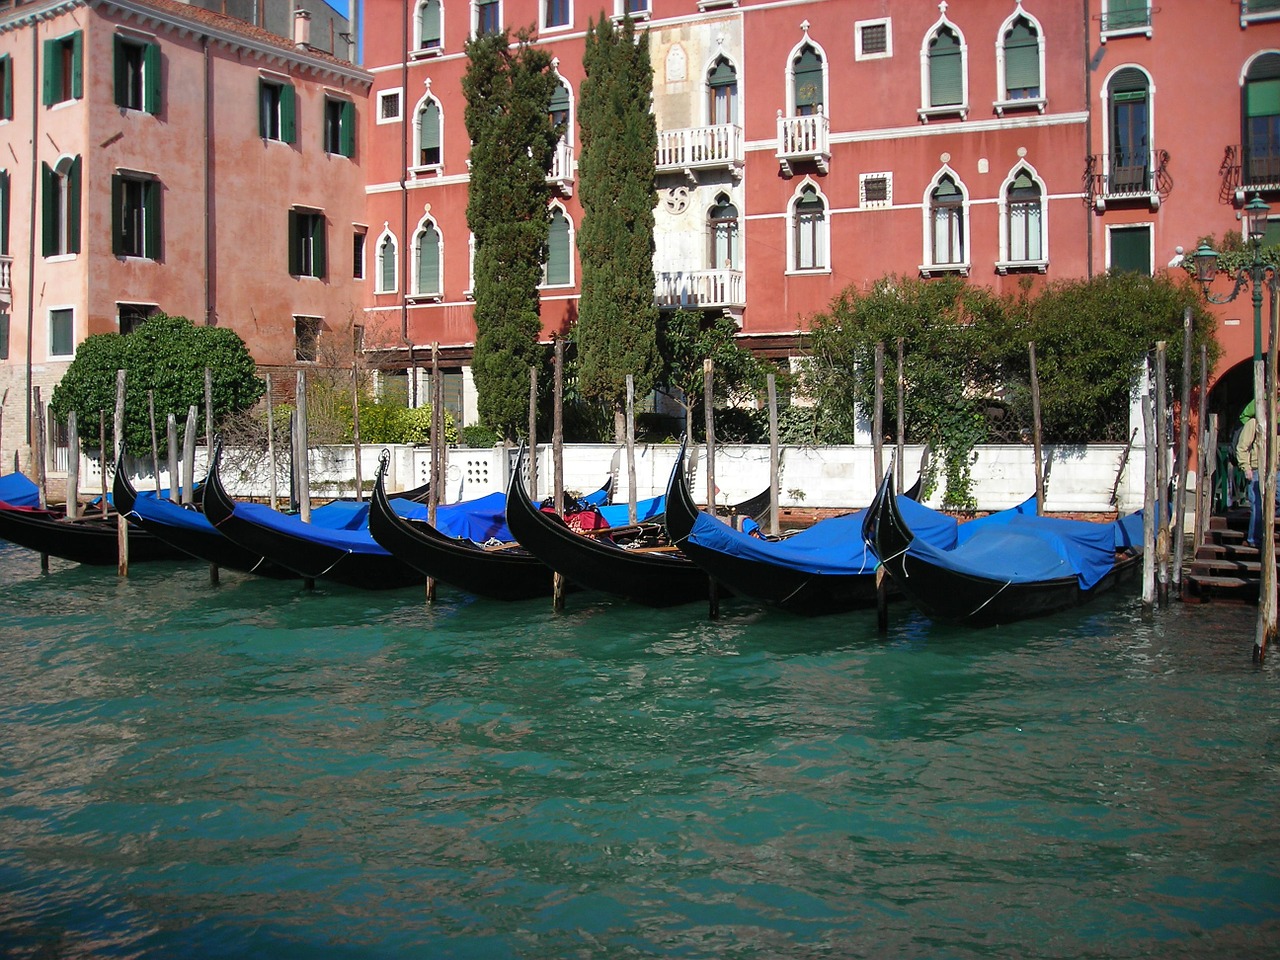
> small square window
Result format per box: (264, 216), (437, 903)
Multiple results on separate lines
(860, 172), (892, 208)
(855, 18), (892, 61)
(49, 307), (74, 357)
(353, 229), (366, 280)
(118, 302), (158, 335)
(295, 317), (321, 362)
(378, 89), (402, 124)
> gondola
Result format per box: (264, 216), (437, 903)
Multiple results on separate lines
(862, 469), (1144, 627)
(663, 442), (950, 614)
(201, 452), (426, 590)
(368, 452), (614, 601)
(0, 489), (189, 566)
(113, 455), (299, 579)
(0, 471), (40, 508)
(505, 446), (763, 608)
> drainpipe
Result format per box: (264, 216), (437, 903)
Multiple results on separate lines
(24, 24), (38, 445)
(204, 35), (214, 324)
(400, 0), (409, 347)
(1084, 0), (1094, 279)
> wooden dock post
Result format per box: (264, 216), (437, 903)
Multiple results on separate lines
(182, 406), (198, 507)
(1172, 309), (1193, 596)
(896, 338), (906, 490)
(148, 390), (161, 496)
(166, 414), (179, 503)
(33, 388), (47, 572)
(1029, 342), (1044, 515)
(66, 411), (78, 522)
(552, 339), (566, 611)
(265, 372), (278, 511)
(295, 371), (311, 523)
(1142, 394), (1156, 613)
(115, 370), (129, 577)
(767, 373), (780, 538)
(426, 344), (441, 603)
(625, 374), (637, 526)
(704, 359), (719, 619)
(1255, 284), (1279, 661)
(1154, 343), (1170, 606)
(874, 342), (888, 633)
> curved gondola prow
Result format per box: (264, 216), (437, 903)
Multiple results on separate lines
(199, 440), (238, 526)
(862, 468), (912, 558)
(662, 438), (698, 548)
(112, 446), (138, 516)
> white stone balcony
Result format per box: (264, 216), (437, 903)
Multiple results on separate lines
(655, 124), (743, 182)
(654, 269), (745, 312)
(776, 109), (829, 176)
(547, 139), (574, 196)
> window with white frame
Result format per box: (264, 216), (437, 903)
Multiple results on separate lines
(118, 302), (158, 335)
(708, 194), (739, 270)
(859, 172), (892, 208)
(474, 0), (500, 36)
(1101, 0), (1151, 38)
(112, 171), (161, 260)
(927, 173), (967, 269)
(377, 230), (398, 293)
(49, 306), (74, 358)
(259, 77), (296, 143)
(289, 208), (326, 279)
(295, 316), (321, 362)
(620, 0), (649, 19)
(353, 227), (366, 280)
(1003, 167), (1044, 267)
(999, 14), (1043, 106)
(791, 183), (827, 271)
(544, 206), (572, 286)
(416, 0), (443, 52)
(791, 43), (824, 117)
(41, 156), (80, 257)
(855, 18), (891, 61)
(416, 96), (442, 169)
(1108, 223), (1151, 275)
(707, 57), (738, 126)
(114, 34), (160, 114)
(415, 219), (442, 297)
(925, 24), (965, 112)
(1243, 53), (1280, 188)
(378, 89), (403, 124)
(544, 0), (570, 30)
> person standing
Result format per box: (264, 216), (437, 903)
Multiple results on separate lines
(1235, 400), (1262, 547)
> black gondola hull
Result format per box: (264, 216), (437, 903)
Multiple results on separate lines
(506, 452), (711, 607)
(201, 456), (424, 590)
(0, 503), (187, 565)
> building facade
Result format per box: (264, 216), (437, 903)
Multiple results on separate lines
(0, 0), (367, 470)
(359, 0), (1280, 428)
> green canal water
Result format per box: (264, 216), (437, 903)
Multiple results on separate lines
(0, 541), (1277, 959)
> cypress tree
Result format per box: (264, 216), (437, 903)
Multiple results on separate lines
(462, 29), (561, 439)
(576, 16), (659, 440)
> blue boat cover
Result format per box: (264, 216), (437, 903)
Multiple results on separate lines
(910, 497), (1142, 591)
(0, 472), (40, 508)
(686, 496), (959, 577)
(427, 483), (614, 545)
(597, 494), (665, 529)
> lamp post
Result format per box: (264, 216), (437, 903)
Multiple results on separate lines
(1194, 193), (1275, 370)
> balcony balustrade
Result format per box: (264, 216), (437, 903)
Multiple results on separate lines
(1219, 143), (1280, 203)
(1083, 149), (1170, 211)
(775, 109), (829, 177)
(0, 255), (11, 301)
(654, 269), (745, 312)
(655, 124), (743, 181)
(547, 139), (574, 196)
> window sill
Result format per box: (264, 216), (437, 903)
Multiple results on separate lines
(47, 354), (75, 361)
(918, 103), (969, 123)
(697, 0), (737, 10)
(43, 253), (77, 263)
(291, 274), (325, 281)
(995, 259), (1048, 275)
(409, 164), (443, 179)
(919, 262), (970, 278)
(375, 288), (399, 296)
(410, 46), (443, 59)
(612, 9), (650, 22)
(325, 150), (354, 160)
(784, 266), (832, 277)
(538, 281), (575, 290)
(540, 21), (573, 33)
(1100, 25), (1152, 42)
(993, 96), (1046, 116)
(463, 289), (474, 300)
(407, 293), (443, 303)
(1243, 11), (1280, 27)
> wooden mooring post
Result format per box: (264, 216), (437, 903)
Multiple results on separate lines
(552, 339), (566, 611)
(1172, 308), (1193, 596)
(873, 342), (888, 633)
(704, 359), (719, 620)
(115, 370), (129, 577)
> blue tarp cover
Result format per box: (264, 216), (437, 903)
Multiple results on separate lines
(0, 472), (40, 508)
(597, 495), (665, 529)
(686, 497), (959, 576)
(910, 498), (1141, 591)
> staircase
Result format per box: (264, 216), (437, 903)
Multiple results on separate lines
(1184, 507), (1268, 603)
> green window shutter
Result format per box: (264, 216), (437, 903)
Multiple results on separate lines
(42, 38), (57, 106)
(71, 31), (83, 100)
(1248, 79), (1280, 118)
(1110, 67), (1147, 98)
(929, 29), (962, 107)
(547, 212), (569, 285)
(288, 210), (300, 275)
(144, 179), (160, 259)
(258, 81), (269, 138)
(708, 58), (736, 89)
(0, 312), (9, 361)
(340, 100), (355, 157)
(67, 156), (81, 253)
(793, 47), (822, 110)
(111, 173), (124, 256)
(144, 42), (161, 115)
(281, 82), (296, 144)
(40, 163), (54, 256)
(548, 83), (569, 115)
(1110, 226), (1151, 274)
(0, 170), (9, 256)
(1, 57), (11, 121)
(313, 214), (326, 279)
(1004, 20), (1038, 93)
(1107, 0), (1147, 30)
(418, 225), (440, 292)
(113, 36), (127, 108)
(421, 0), (441, 46)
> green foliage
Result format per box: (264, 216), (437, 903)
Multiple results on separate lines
(461, 424), (500, 447)
(359, 401), (457, 445)
(575, 15), (660, 431)
(804, 273), (1217, 508)
(657, 309), (771, 440)
(463, 28), (560, 440)
(49, 314), (263, 456)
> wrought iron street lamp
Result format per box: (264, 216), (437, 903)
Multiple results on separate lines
(1194, 193), (1275, 366)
